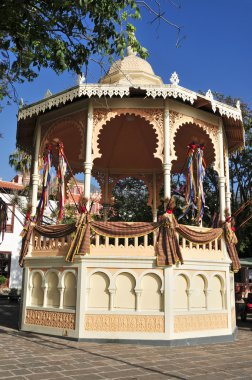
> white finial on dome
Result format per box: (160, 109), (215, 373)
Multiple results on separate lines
(170, 72), (180, 85)
(44, 89), (52, 98)
(206, 90), (217, 113)
(236, 100), (241, 110)
(77, 74), (85, 85)
(205, 89), (214, 100)
(19, 98), (24, 108)
(126, 46), (137, 56)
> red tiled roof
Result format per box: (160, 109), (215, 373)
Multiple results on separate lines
(0, 181), (24, 191)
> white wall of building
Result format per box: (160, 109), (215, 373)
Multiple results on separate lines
(0, 193), (26, 289)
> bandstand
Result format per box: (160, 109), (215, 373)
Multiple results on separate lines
(17, 47), (244, 344)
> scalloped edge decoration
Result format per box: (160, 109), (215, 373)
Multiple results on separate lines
(170, 111), (219, 174)
(40, 114), (86, 173)
(92, 108), (164, 163)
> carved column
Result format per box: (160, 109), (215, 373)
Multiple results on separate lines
(225, 151), (232, 215)
(84, 101), (93, 203)
(135, 288), (142, 312)
(187, 289), (193, 311)
(152, 172), (157, 222)
(42, 284), (48, 308)
(205, 289), (211, 310)
(59, 286), (64, 309)
(218, 119), (226, 222)
(109, 287), (115, 311)
(104, 170), (109, 221)
(31, 119), (41, 216)
(163, 101), (171, 207)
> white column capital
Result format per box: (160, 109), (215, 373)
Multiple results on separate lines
(32, 173), (39, 184)
(84, 162), (93, 171)
(218, 176), (226, 184)
(186, 289), (194, 296)
(108, 287), (116, 295)
(163, 162), (172, 171)
(134, 288), (142, 296)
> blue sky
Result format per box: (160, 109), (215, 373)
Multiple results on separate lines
(1, 0), (251, 181)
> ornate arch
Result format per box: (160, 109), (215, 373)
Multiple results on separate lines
(111, 269), (138, 289)
(169, 111), (220, 174)
(87, 269), (112, 288)
(40, 113), (86, 169)
(92, 108), (164, 162)
(138, 270), (164, 291)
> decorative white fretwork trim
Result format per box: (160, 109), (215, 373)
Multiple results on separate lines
(18, 83), (242, 123)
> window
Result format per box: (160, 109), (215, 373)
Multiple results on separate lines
(0, 252), (11, 285)
(6, 204), (15, 233)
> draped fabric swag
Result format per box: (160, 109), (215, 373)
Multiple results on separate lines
(19, 214), (240, 271)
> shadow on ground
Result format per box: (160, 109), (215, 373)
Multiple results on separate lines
(0, 298), (20, 330)
(236, 316), (252, 331)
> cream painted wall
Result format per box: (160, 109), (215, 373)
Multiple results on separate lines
(141, 273), (163, 311)
(88, 272), (110, 309)
(190, 275), (206, 309)
(46, 272), (60, 308)
(174, 274), (188, 310)
(63, 272), (77, 309)
(114, 273), (136, 310)
(208, 276), (223, 310)
(31, 272), (43, 307)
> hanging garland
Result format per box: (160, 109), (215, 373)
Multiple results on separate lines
(0, 197), (8, 244)
(57, 142), (67, 222)
(36, 144), (52, 222)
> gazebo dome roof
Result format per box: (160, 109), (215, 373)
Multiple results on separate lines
(99, 46), (163, 86)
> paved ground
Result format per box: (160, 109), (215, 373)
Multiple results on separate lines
(1, 299), (252, 380)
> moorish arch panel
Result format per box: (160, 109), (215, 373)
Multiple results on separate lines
(31, 271), (44, 307)
(170, 111), (220, 174)
(92, 108), (164, 163)
(174, 274), (189, 310)
(141, 273), (163, 311)
(114, 272), (136, 310)
(46, 271), (60, 308)
(40, 112), (86, 174)
(63, 272), (77, 309)
(208, 275), (224, 310)
(88, 271), (110, 310)
(190, 275), (207, 310)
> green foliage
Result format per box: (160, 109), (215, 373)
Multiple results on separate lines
(61, 204), (78, 224)
(0, 275), (6, 286)
(9, 149), (32, 175)
(211, 93), (252, 257)
(110, 177), (153, 222)
(0, 0), (148, 107)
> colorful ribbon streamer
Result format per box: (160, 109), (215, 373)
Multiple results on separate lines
(37, 145), (52, 221)
(196, 144), (206, 224)
(57, 142), (67, 222)
(179, 143), (206, 224)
